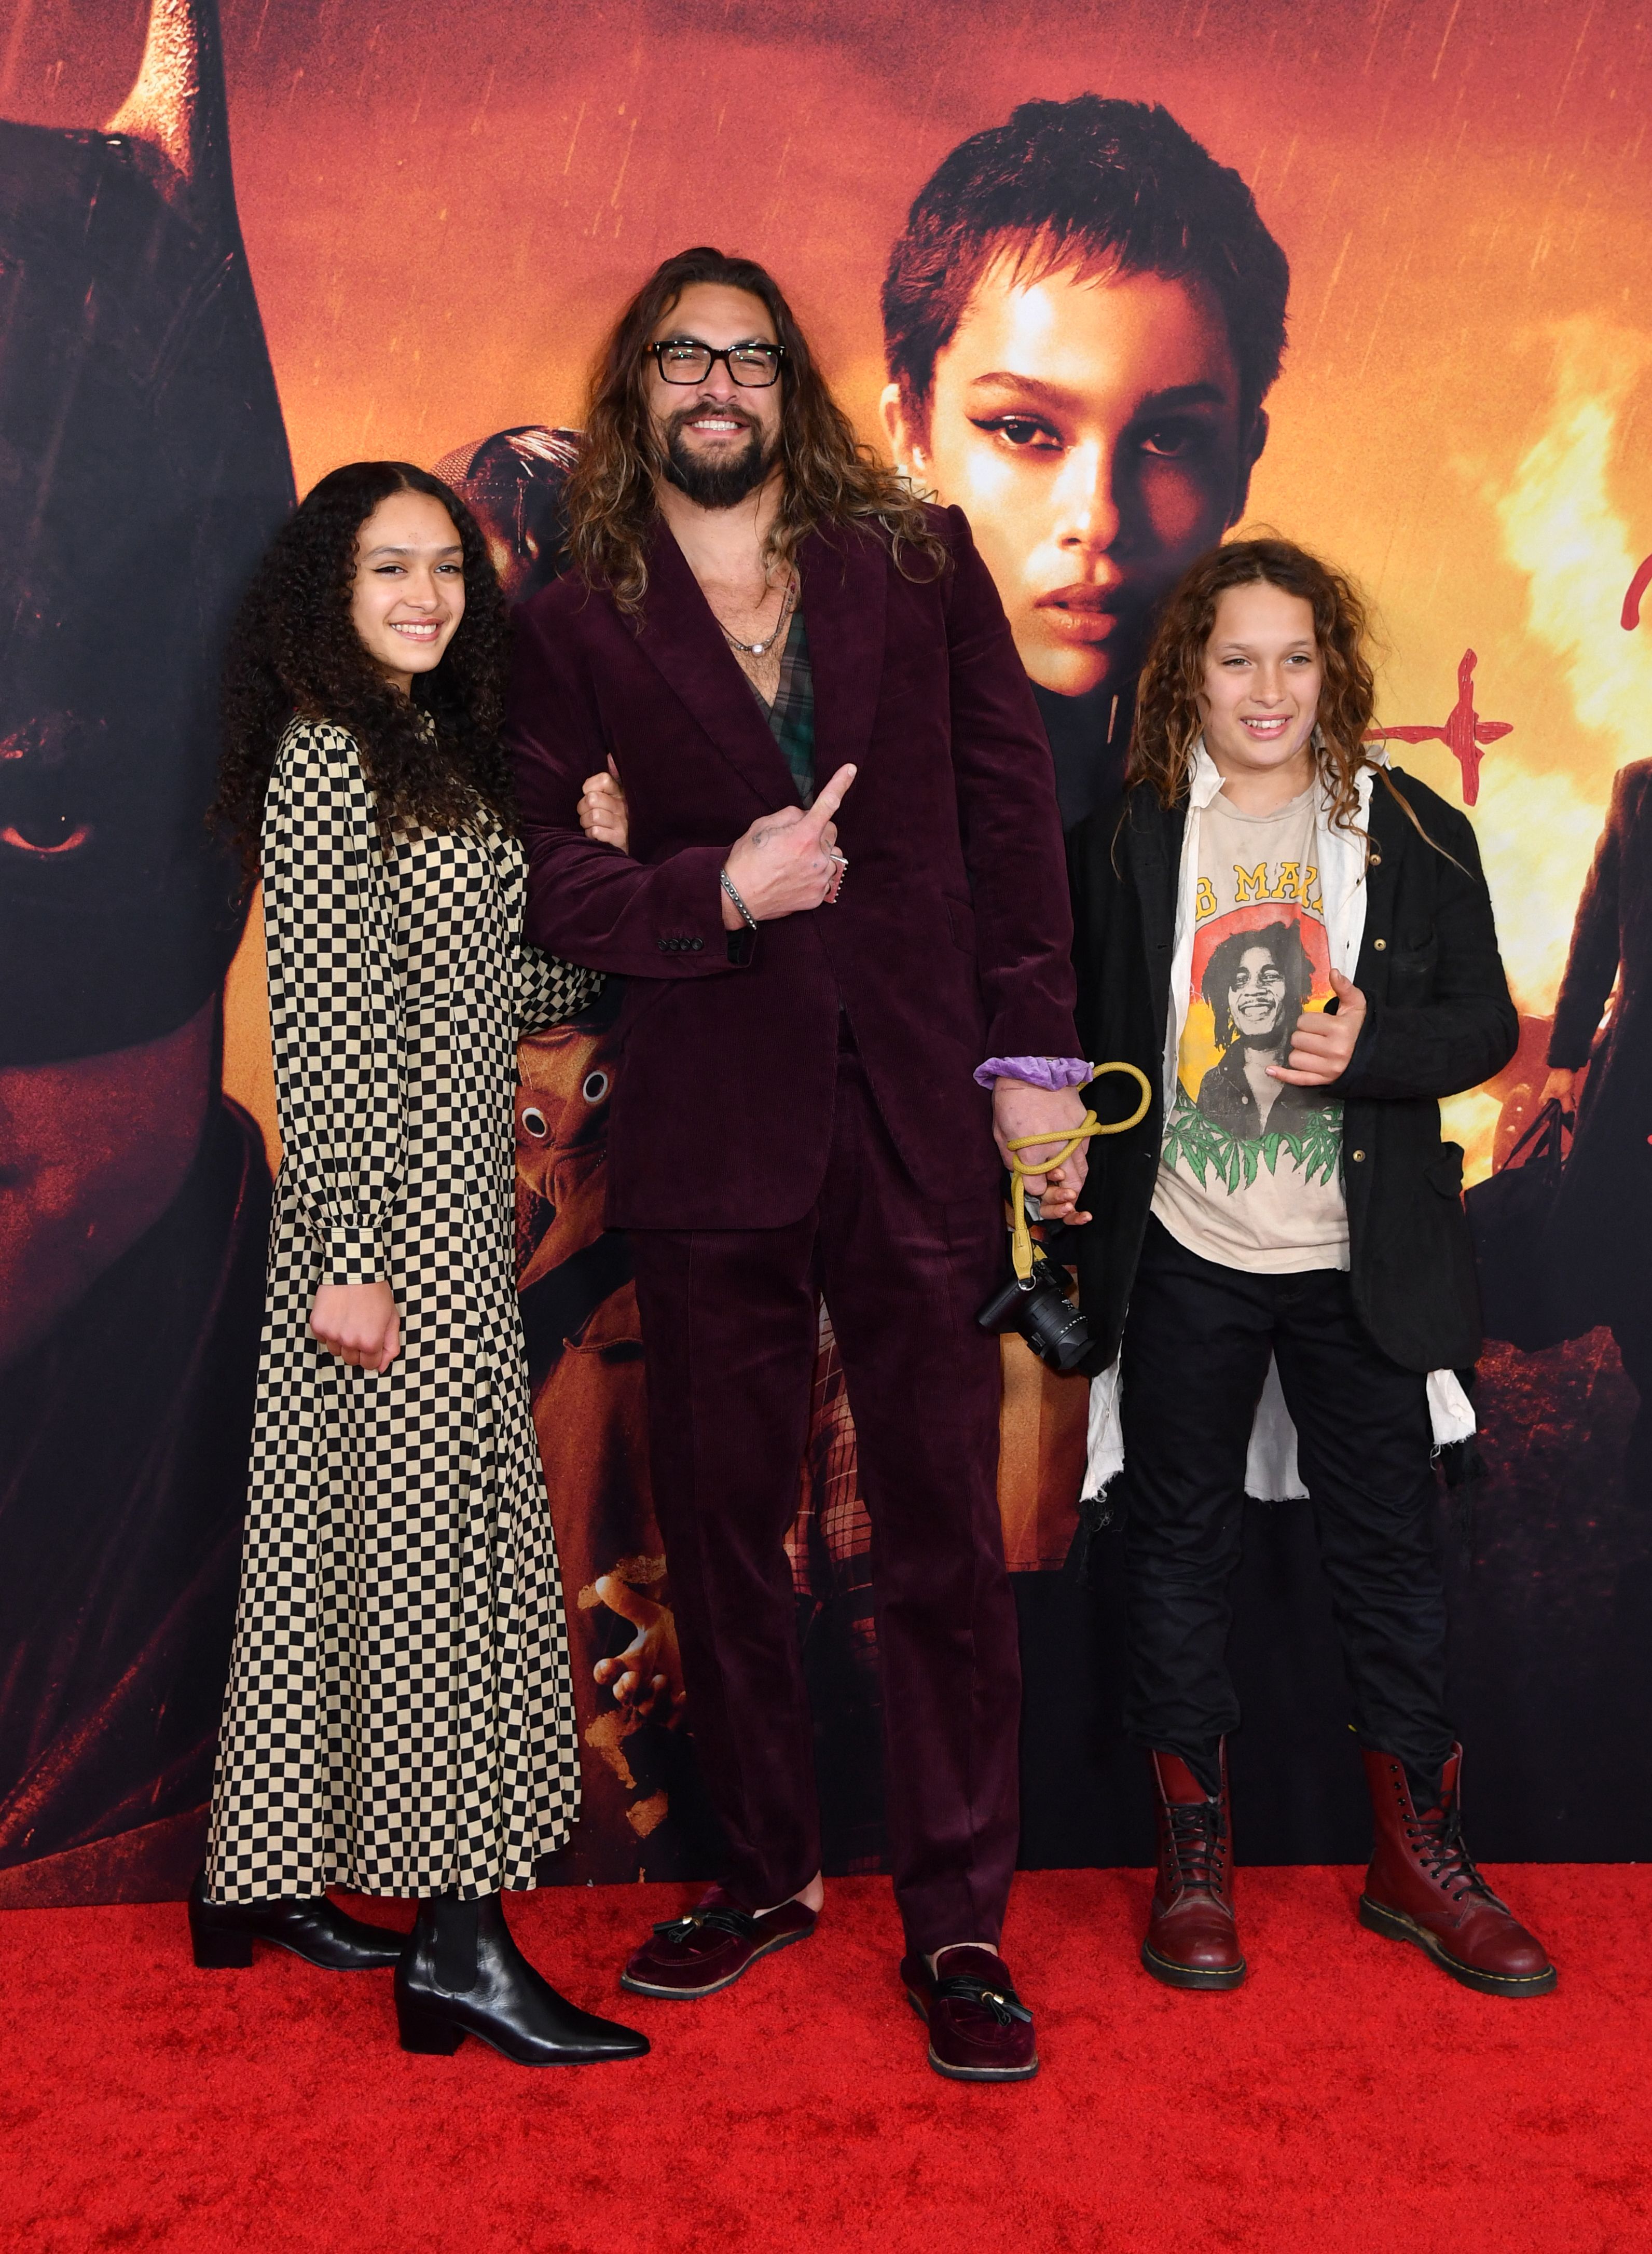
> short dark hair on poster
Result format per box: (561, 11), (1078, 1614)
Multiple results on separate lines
(882, 95), (1290, 434)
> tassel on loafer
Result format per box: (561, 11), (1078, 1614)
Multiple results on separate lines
(619, 1883), (817, 1999)
(902, 1945), (1039, 2081)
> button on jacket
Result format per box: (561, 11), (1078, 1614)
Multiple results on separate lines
(504, 507), (1079, 1231)
(1066, 767), (1518, 1376)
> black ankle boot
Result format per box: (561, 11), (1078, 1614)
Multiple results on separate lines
(188, 1871), (407, 1970)
(394, 1893), (650, 2065)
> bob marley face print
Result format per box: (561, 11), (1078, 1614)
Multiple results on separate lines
(1227, 947), (1287, 1038)
(1153, 789), (1351, 1275)
(1201, 922), (1315, 1078)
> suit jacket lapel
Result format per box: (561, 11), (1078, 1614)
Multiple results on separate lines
(633, 520), (797, 808)
(797, 526), (886, 790)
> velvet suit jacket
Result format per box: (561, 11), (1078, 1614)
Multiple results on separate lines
(505, 506), (1079, 1231)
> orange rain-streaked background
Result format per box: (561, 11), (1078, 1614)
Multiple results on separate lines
(8, 0), (1648, 1179)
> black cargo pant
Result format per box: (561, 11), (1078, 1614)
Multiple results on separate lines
(1118, 1216), (1454, 1790)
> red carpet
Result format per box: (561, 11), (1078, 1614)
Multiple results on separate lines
(3, 1867), (1645, 2253)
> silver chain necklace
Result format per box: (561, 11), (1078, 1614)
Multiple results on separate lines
(719, 570), (796, 657)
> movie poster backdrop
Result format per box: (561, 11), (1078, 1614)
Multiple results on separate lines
(2, 0), (1647, 1904)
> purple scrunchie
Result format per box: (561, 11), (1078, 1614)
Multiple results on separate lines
(973, 1056), (1094, 1092)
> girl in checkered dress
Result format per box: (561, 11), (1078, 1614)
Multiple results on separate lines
(195, 462), (645, 2067)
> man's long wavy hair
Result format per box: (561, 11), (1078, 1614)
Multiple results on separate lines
(565, 245), (946, 612)
(1130, 538), (1377, 834)
(212, 461), (513, 879)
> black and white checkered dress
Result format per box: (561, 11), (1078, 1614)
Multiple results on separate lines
(206, 718), (598, 1902)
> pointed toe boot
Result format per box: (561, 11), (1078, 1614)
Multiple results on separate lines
(188, 1871), (407, 1970)
(1140, 1746), (1246, 1991)
(1358, 1747), (1557, 1997)
(395, 1894), (650, 2065)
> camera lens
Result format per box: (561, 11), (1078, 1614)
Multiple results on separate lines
(1022, 1288), (1092, 1371)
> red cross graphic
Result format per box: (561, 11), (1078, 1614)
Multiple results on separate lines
(1624, 554), (1652, 630)
(1365, 650), (1512, 807)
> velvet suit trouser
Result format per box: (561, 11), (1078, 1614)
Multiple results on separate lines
(1119, 1216), (1455, 1789)
(628, 1035), (1019, 1955)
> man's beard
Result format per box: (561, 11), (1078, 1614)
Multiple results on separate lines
(662, 407), (775, 510)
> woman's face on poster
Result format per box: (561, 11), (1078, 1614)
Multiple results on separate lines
(884, 260), (1261, 698)
(1229, 945), (1288, 1041)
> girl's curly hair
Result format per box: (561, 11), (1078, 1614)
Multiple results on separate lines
(1129, 537), (1377, 833)
(212, 461), (513, 878)
(565, 244), (947, 615)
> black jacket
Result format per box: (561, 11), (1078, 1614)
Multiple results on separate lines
(1547, 758), (1652, 1312)
(1066, 767), (1519, 1376)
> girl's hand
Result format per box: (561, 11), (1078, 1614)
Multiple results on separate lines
(578, 756), (629, 853)
(311, 1281), (401, 1372)
(1270, 968), (1368, 1087)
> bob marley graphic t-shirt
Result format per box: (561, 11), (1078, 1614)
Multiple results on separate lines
(1151, 784), (1350, 1273)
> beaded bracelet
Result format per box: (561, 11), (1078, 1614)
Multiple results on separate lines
(720, 867), (758, 931)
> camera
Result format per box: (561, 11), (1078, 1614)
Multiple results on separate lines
(976, 1211), (1093, 1372)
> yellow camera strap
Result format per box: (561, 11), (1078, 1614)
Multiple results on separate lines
(1003, 1061), (1153, 1285)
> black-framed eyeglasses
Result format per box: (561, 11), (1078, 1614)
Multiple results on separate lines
(648, 338), (786, 388)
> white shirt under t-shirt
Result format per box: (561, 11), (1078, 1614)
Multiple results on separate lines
(1150, 782), (1350, 1274)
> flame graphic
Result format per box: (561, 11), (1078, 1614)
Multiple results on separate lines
(1438, 322), (1652, 1186)
(1482, 320), (1652, 1012)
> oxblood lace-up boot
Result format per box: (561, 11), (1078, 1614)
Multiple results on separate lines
(1358, 1746), (1556, 1996)
(1141, 1744), (1245, 1990)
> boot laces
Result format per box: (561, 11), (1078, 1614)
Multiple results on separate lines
(1166, 1797), (1227, 1894)
(1407, 1799), (1499, 1906)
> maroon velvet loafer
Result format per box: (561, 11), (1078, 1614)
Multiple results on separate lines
(901, 1945), (1039, 2081)
(620, 1883), (817, 1999)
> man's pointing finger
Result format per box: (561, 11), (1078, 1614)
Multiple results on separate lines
(809, 764), (858, 826)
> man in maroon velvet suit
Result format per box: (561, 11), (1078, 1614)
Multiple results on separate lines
(505, 246), (1087, 2080)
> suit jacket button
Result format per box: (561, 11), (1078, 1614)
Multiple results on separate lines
(691, 938), (704, 951)
(1370, 853), (1382, 866)
(1373, 938), (1387, 951)
(1351, 1149), (1366, 1162)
